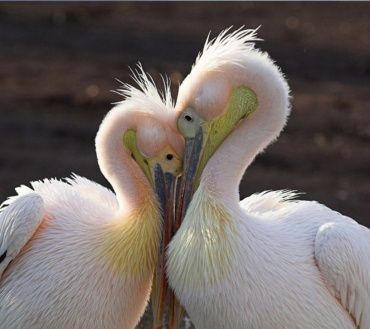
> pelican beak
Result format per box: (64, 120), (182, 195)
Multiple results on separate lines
(123, 129), (184, 327)
(151, 164), (176, 328)
(174, 127), (204, 230)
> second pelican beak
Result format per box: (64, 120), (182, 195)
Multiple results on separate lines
(123, 129), (184, 327)
(151, 164), (176, 329)
(152, 154), (186, 329)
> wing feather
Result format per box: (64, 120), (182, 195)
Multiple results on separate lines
(315, 220), (370, 328)
(240, 190), (299, 215)
(0, 193), (45, 278)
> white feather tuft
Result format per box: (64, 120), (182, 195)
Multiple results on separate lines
(192, 26), (261, 74)
(241, 189), (302, 214)
(114, 63), (174, 116)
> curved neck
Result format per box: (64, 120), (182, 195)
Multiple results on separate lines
(95, 107), (153, 213)
(200, 54), (290, 204)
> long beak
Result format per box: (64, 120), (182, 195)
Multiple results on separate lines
(174, 127), (203, 231)
(152, 165), (176, 329)
(151, 127), (204, 328)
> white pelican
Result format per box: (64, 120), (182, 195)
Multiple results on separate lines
(167, 28), (370, 329)
(0, 70), (184, 329)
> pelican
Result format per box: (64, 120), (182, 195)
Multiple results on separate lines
(167, 28), (370, 328)
(0, 70), (183, 329)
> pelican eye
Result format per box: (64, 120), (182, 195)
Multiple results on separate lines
(166, 154), (174, 161)
(184, 115), (193, 122)
(0, 250), (7, 263)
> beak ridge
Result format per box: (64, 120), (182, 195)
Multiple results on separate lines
(174, 127), (203, 231)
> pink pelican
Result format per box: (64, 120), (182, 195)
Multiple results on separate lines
(0, 70), (183, 329)
(167, 28), (370, 328)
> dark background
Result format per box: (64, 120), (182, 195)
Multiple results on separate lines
(0, 3), (369, 327)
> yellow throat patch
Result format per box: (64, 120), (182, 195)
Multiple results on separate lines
(102, 197), (161, 278)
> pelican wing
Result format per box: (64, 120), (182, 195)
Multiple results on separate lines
(315, 220), (370, 328)
(0, 193), (45, 278)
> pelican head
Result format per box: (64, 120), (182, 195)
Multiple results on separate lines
(122, 116), (182, 206)
(175, 28), (290, 217)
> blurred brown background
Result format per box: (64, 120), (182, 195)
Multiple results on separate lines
(0, 3), (369, 327)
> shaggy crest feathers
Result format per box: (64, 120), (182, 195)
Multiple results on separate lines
(115, 63), (174, 119)
(192, 26), (261, 74)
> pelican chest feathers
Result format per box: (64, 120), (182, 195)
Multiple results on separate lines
(0, 71), (183, 329)
(167, 28), (369, 329)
